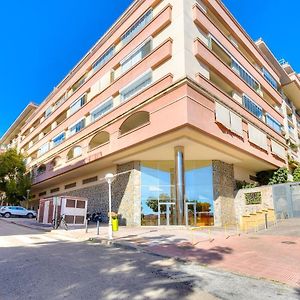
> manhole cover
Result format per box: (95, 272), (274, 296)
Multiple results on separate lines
(281, 241), (296, 245)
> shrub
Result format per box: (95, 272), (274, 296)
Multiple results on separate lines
(293, 167), (300, 182)
(268, 167), (288, 185)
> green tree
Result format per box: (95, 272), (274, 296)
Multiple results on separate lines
(293, 167), (300, 182)
(0, 148), (31, 204)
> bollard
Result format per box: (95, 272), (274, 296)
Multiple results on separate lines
(85, 219), (88, 233)
(97, 220), (100, 235)
(265, 213), (268, 229)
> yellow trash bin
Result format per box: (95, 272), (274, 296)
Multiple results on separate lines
(112, 218), (119, 231)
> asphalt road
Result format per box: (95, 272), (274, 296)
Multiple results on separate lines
(0, 220), (299, 300)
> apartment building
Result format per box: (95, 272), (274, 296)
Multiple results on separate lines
(1, 0), (297, 227)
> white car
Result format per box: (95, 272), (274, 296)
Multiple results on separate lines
(0, 206), (37, 219)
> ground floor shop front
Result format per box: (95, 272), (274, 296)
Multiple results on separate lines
(29, 159), (237, 228)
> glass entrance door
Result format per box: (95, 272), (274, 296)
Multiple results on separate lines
(158, 202), (176, 226)
(185, 202), (197, 226)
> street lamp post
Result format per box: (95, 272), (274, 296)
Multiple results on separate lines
(105, 173), (115, 240)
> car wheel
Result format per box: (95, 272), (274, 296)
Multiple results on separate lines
(27, 213), (34, 219)
(4, 212), (11, 218)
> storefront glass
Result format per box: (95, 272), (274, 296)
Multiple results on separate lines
(141, 160), (214, 226)
(185, 161), (214, 226)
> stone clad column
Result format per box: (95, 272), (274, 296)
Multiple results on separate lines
(175, 146), (185, 225)
(212, 161), (236, 227)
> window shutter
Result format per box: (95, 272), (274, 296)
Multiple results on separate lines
(230, 111), (243, 137)
(248, 124), (268, 150)
(215, 102), (230, 129)
(271, 140), (285, 159)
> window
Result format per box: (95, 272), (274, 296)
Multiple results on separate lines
(45, 106), (53, 118)
(121, 9), (153, 45)
(90, 98), (113, 122)
(262, 68), (278, 90)
(121, 39), (152, 73)
(120, 71), (152, 102)
(50, 187), (60, 193)
(69, 119), (85, 136)
(242, 95), (263, 119)
(65, 183), (76, 190)
(82, 176), (98, 185)
(93, 46), (115, 71)
(69, 94), (86, 115)
(52, 132), (66, 147)
(266, 114), (281, 133)
(38, 143), (49, 156)
(232, 60), (260, 91)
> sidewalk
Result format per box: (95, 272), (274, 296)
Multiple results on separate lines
(1, 217), (300, 288)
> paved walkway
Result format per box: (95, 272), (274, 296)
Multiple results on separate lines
(1, 217), (300, 288)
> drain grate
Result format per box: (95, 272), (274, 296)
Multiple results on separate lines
(281, 241), (297, 245)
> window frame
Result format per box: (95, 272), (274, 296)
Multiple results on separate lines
(242, 94), (263, 119)
(68, 118), (86, 137)
(92, 46), (115, 71)
(120, 70), (152, 102)
(120, 38), (153, 73)
(52, 132), (66, 147)
(69, 94), (86, 115)
(121, 9), (153, 45)
(90, 97), (114, 123)
(265, 113), (281, 133)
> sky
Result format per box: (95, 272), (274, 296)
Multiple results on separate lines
(0, 0), (299, 137)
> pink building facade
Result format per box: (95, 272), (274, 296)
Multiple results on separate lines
(1, 0), (298, 227)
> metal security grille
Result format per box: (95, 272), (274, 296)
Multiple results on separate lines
(273, 183), (300, 219)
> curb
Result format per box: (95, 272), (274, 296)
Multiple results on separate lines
(0, 218), (51, 232)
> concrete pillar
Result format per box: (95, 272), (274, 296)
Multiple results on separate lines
(175, 146), (185, 225)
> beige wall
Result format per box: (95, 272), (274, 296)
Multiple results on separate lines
(234, 166), (256, 183)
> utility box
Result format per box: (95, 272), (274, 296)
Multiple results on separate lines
(38, 196), (88, 225)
